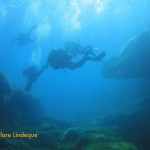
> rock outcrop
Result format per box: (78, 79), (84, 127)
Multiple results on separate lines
(103, 28), (150, 79)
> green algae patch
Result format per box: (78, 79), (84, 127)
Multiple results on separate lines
(82, 142), (138, 150)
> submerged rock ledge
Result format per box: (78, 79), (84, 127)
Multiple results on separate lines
(0, 72), (42, 126)
(103, 28), (150, 79)
(0, 72), (138, 150)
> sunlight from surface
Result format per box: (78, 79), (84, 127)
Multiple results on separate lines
(35, 16), (51, 40)
(61, 0), (82, 35)
(23, 0), (41, 27)
(4, 0), (28, 8)
(23, 0), (51, 40)
(114, 5), (131, 14)
(94, 0), (110, 14)
(0, 3), (7, 23)
(77, 0), (110, 14)
(31, 47), (42, 66)
(2, 0), (111, 40)
(22, 0), (111, 37)
(59, 0), (111, 35)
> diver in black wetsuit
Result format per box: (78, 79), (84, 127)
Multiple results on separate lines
(46, 48), (105, 70)
(65, 41), (96, 58)
(35, 48), (105, 81)
(23, 66), (38, 92)
(11, 24), (38, 46)
(23, 44), (106, 92)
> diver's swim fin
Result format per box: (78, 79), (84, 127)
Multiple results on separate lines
(25, 81), (33, 92)
(94, 51), (106, 61)
(86, 51), (106, 62)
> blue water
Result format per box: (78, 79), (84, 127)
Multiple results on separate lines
(0, 0), (150, 119)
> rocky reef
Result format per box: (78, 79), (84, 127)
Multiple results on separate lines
(102, 96), (150, 150)
(0, 72), (42, 126)
(103, 28), (150, 79)
(0, 72), (139, 150)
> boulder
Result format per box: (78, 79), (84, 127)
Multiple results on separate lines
(103, 28), (150, 79)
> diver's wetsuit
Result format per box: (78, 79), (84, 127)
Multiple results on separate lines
(23, 66), (38, 92)
(66, 44), (96, 58)
(47, 49), (106, 70)
(72, 51), (106, 69)
(11, 24), (37, 46)
(48, 49), (73, 69)
(23, 48), (106, 92)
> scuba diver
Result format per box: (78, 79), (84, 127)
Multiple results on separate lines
(45, 48), (105, 70)
(11, 24), (38, 46)
(23, 66), (38, 92)
(65, 41), (96, 58)
(23, 43), (106, 92)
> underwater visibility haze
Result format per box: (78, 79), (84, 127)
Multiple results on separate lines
(0, 0), (150, 150)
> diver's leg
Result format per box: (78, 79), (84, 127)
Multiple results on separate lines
(87, 51), (106, 61)
(28, 24), (38, 35)
(11, 37), (18, 45)
(25, 80), (33, 92)
(29, 38), (36, 43)
(37, 63), (48, 77)
(69, 55), (88, 69)
(69, 51), (106, 69)
(82, 45), (96, 56)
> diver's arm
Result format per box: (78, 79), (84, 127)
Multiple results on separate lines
(36, 62), (49, 78)
(25, 80), (33, 92)
(28, 24), (38, 35)
(29, 38), (36, 43)
(27, 24), (38, 43)
(11, 37), (18, 45)
(24, 63), (47, 92)
(86, 51), (106, 61)
(71, 51), (106, 69)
